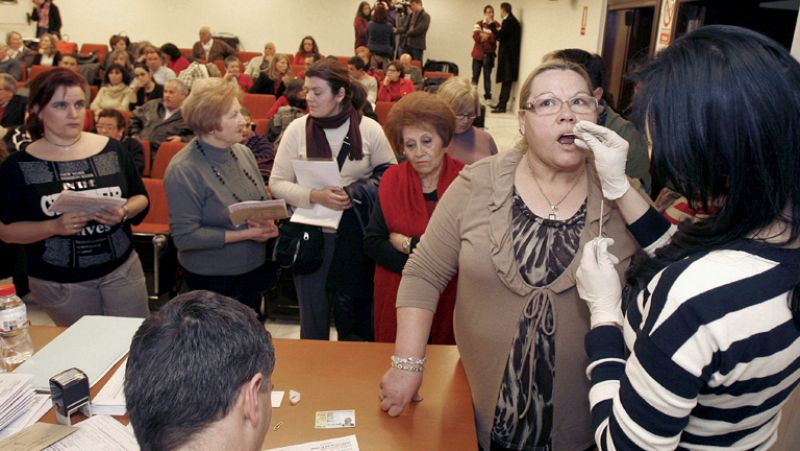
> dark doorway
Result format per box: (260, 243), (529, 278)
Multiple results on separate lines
(602, 5), (657, 115)
(673, 0), (798, 48)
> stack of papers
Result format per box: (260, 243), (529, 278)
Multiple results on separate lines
(43, 415), (138, 450)
(228, 199), (289, 225)
(91, 360), (127, 417)
(13, 315), (144, 392)
(46, 190), (127, 214)
(0, 374), (51, 439)
(266, 434), (360, 451)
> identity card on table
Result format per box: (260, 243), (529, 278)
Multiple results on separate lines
(314, 409), (356, 429)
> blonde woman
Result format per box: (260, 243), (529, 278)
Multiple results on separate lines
(31, 33), (61, 67)
(163, 78), (278, 317)
(250, 53), (294, 96)
(379, 60), (640, 450)
(437, 77), (498, 164)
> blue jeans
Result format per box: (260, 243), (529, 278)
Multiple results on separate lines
(472, 54), (495, 99)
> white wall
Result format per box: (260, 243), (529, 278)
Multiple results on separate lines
(4, 0), (606, 106)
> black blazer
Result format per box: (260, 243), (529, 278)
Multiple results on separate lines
(31, 51), (62, 68)
(1, 94), (27, 128)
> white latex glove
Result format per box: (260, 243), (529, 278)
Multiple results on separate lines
(576, 237), (624, 329)
(573, 120), (631, 200)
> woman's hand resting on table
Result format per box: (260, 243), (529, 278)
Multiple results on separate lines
(379, 366), (423, 416)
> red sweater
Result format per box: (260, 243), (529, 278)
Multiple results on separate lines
(377, 78), (415, 102)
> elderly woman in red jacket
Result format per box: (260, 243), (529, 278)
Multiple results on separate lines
(376, 60), (415, 102)
(364, 91), (463, 344)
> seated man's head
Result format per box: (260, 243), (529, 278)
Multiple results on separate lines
(355, 46), (370, 66)
(58, 54), (79, 72)
(399, 53), (412, 66)
(125, 290), (276, 451)
(95, 109), (126, 140)
(0, 74), (17, 105)
(145, 51), (163, 71)
(199, 26), (212, 44)
(162, 79), (188, 111)
(347, 56), (367, 79)
(225, 56), (241, 77)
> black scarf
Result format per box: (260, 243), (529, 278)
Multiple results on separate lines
(305, 104), (363, 160)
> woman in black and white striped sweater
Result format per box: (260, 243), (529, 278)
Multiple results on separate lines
(574, 25), (800, 450)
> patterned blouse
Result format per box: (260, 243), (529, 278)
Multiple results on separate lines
(491, 190), (586, 450)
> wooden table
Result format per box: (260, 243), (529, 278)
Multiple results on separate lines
(29, 326), (479, 450)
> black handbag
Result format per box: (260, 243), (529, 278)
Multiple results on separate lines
(271, 222), (324, 274)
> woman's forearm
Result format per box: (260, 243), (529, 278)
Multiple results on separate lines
(0, 219), (57, 244)
(394, 307), (434, 358)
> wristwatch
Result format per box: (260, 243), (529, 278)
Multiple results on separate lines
(402, 236), (412, 254)
(121, 205), (129, 223)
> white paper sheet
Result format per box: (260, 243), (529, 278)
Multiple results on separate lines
(0, 394), (51, 439)
(13, 316), (144, 392)
(271, 391), (284, 408)
(43, 415), (138, 451)
(47, 190), (127, 214)
(264, 434), (359, 451)
(289, 160), (344, 229)
(92, 360), (127, 417)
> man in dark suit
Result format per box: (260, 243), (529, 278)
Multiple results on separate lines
(399, 0), (430, 63)
(490, 2), (522, 113)
(129, 79), (193, 159)
(192, 26), (236, 62)
(0, 73), (26, 131)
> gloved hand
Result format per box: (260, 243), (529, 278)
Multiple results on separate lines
(573, 120), (630, 200)
(576, 237), (624, 329)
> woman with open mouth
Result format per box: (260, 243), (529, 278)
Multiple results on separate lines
(379, 58), (641, 451)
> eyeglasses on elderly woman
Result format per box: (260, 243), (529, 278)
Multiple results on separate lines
(522, 94), (598, 116)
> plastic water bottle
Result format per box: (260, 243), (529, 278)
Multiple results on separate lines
(0, 284), (34, 367)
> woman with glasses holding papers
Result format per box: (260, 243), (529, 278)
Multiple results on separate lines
(379, 60), (640, 451)
(0, 68), (149, 326)
(269, 59), (396, 340)
(436, 77), (498, 165)
(163, 78), (278, 319)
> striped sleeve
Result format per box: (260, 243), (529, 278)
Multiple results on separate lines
(585, 248), (800, 450)
(586, 325), (702, 450)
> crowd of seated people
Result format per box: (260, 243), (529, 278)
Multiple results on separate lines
(3, 16), (800, 451)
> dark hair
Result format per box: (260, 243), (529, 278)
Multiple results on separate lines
(284, 78), (305, 101)
(132, 62), (150, 73)
(500, 2), (512, 13)
(547, 48), (605, 92)
(297, 35), (320, 57)
(305, 58), (360, 109)
(104, 63), (132, 85)
(125, 290), (275, 451)
(384, 91), (455, 155)
(109, 34), (130, 49)
(629, 25), (800, 323)
(372, 3), (388, 23)
(347, 55), (367, 72)
(97, 108), (125, 129)
(160, 43), (182, 62)
(387, 60), (405, 77)
(26, 68), (87, 140)
(356, 1), (371, 20)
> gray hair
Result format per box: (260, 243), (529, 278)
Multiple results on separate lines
(164, 78), (189, 94)
(0, 73), (18, 92)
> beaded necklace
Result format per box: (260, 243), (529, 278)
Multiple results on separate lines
(196, 140), (265, 203)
